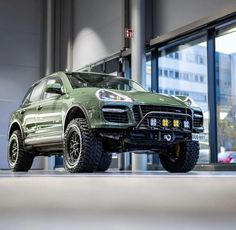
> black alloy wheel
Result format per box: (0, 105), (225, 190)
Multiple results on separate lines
(9, 137), (19, 167)
(64, 118), (102, 173)
(66, 129), (82, 166)
(8, 130), (34, 172)
(160, 141), (199, 173)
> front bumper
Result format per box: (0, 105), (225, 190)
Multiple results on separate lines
(98, 127), (192, 151)
(87, 103), (203, 152)
(88, 103), (204, 133)
(88, 103), (203, 129)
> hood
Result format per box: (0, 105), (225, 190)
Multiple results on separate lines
(114, 90), (187, 107)
(71, 88), (187, 107)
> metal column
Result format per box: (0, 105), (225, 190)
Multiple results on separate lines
(45, 0), (55, 75)
(207, 29), (218, 163)
(131, 0), (146, 85)
(131, 0), (147, 171)
(43, 0), (55, 170)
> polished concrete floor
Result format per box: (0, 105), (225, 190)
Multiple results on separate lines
(0, 170), (236, 230)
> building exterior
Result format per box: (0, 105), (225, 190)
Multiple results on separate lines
(146, 33), (236, 162)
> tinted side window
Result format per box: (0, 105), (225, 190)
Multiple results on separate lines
(29, 80), (45, 103)
(43, 76), (64, 99)
(68, 75), (86, 89)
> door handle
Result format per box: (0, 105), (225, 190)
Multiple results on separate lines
(37, 105), (43, 111)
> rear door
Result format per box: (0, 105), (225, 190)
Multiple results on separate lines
(21, 80), (46, 141)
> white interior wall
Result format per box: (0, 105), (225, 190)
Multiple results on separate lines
(153, 0), (236, 37)
(0, 0), (42, 169)
(72, 0), (123, 70)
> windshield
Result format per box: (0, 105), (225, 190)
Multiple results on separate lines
(67, 73), (146, 92)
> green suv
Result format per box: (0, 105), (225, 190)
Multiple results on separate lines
(8, 71), (203, 173)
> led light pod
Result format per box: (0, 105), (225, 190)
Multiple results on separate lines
(183, 120), (190, 129)
(162, 119), (169, 127)
(173, 120), (180, 127)
(150, 118), (157, 127)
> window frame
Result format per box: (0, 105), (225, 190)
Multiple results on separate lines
(149, 13), (236, 165)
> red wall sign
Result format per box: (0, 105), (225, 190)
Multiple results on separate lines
(125, 28), (133, 38)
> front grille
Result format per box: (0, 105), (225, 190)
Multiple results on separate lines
(133, 105), (142, 122)
(102, 106), (129, 123)
(193, 111), (203, 127)
(133, 105), (191, 121)
(132, 105), (192, 130)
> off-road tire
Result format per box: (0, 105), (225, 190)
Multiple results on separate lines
(96, 153), (112, 172)
(64, 118), (102, 173)
(8, 130), (34, 172)
(160, 141), (199, 173)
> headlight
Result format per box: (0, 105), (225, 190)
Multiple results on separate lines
(175, 96), (199, 107)
(182, 97), (199, 107)
(96, 89), (133, 102)
(174, 96), (199, 107)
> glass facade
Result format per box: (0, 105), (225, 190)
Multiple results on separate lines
(156, 36), (209, 163)
(216, 24), (236, 163)
(146, 17), (236, 165)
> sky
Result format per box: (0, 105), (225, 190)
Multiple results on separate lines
(199, 27), (236, 54)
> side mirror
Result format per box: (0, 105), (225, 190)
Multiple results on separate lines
(46, 83), (64, 95)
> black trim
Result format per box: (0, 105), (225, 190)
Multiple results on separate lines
(157, 32), (207, 55)
(207, 29), (218, 163)
(151, 49), (158, 92)
(150, 8), (236, 47)
(123, 56), (131, 79)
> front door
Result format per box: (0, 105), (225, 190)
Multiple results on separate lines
(35, 76), (65, 144)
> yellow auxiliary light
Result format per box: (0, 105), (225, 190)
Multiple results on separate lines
(173, 119), (180, 127)
(162, 119), (169, 127)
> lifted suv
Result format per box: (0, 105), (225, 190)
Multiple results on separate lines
(8, 71), (203, 173)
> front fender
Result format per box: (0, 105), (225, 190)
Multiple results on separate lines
(63, 103), (92, 134)
(8, 119), (24, 140)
